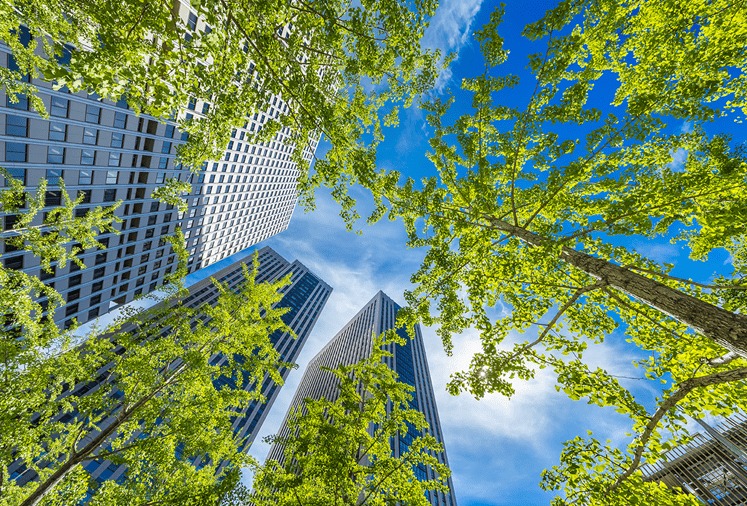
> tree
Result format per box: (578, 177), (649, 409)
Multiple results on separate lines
(0, 0), (442, 221)
(378, 1), (747, 503)
(0, 178), (296, 506)
(249, 333), (451, 506)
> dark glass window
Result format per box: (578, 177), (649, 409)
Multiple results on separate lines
(47, 146), (64, 164)
(92, 280), (103, 292)
(80, 149), (95, 165)
(82, 127), (98, 144)
(79, 170), (92, 185)
(6, 93), (28, 110)
(4, 167), (25, 186)
(164, 124), (175, 138)
(45, 190), (61, 206)
(5, 142), (27, 162)
(161, 141), (172, 154)
(85, 105), (101, 124)
(5, 115), (27, 136)
(111, 132), (123, 148)
(103, 189), (117, 202)
(46, 169), (63, 185)
(4, 255), (23, 269)
(113, 111), (127, 129)
(50, 97), (69, 118)
(49, 122), (66, 141)
(78, 189), (92, 204)
(4, 214), (17, 231)
(95, 252), (107, 265)
(68, 274), (82, 287)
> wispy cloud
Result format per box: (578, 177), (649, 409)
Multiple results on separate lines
(422, 0), (484, 91)
(244, 190), (645, 505)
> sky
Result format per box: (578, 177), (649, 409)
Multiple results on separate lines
(185, 1), (741, 505)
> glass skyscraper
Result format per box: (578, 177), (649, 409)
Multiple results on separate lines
(266, 290), (457, 506)
(8, 246), (332, 489)
(0, 28), (317, 328)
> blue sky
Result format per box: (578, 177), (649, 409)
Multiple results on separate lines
(223, 1), (744, 504)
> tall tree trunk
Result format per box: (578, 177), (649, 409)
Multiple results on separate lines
(491, 218), (747, 357)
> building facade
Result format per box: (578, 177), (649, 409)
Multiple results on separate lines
(9, 246), (332, 488)
(0, 33), (316, 328)
(641, 413), (747, 505)
(266, 291), (457, 506)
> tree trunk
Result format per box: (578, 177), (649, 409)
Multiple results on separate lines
(491, 218), (747, 357)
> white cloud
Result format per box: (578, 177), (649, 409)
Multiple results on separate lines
(422, 0), (484, 91)
(241, 190), (648, 505)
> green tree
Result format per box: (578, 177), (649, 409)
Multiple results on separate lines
(0, 0), (441, 221)
(378, 1), (747, 503)
(249, 333), (451, 506)
(0, 179), (296, 506)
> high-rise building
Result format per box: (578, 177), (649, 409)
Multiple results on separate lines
(641, 413), (747, 505)
(0, 34), (317, 328)
(9, 246), (332, 488)
(266, 291), (457, 506)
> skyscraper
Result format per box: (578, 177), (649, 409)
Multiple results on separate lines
(641, 413), (747, 505)
(8, 246), (332, 488)
(266, 291), (457, 506)
(0, 35), (317, 328)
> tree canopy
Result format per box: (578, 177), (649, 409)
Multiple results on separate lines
(249, 334), (451, 506)
(377, 0), (747, 503)
(0, 0), (442, 221)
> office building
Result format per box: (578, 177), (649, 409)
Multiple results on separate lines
(641, 413), (747, 505)
(266, 291), (457, 506)
(0, 34), (317, 328)
(9, 246), (332, 487)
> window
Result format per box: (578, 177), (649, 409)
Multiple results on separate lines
(7, 93), (28, 110)
(4, 214), (17, 231)
(50, 97), (69, 118)
(85, 105), (101, 124)
(46, 169), (63, 186)
(106, 170), (118, 184)
(82, 127), (97, 144)
(145, 228), (154, 238)
(147, 215), (156, 226)
(187, 97), (196, 110)
(103, 188), (117, 202)
(4, 255), (23, 269)
(155, 172), (165, 184)
(92, 280), (103, 292)
(111, 132), (123, 148)
(93, 267), (105, 279)
(95, 252), (107, 265)
(4, 167), (25, 186)
(88, 308), (99, 320)
(68, 274), (82, 287)
(49, 122), (66, 141)
(161, 141), (172, 154)
(78, 170), (92, 185)
(164, 124), (175, 138)
(160, 225), (170, 235)
(6, 115), (27, 136)
(80, 149), (95, 165)
(158, 157), (168, 169)
(65, 303), (78, 317)
(108, 152), (120, 167)
(40, 265), (55, 280)
(47, 146), (65, 164)
(150, 202), (159, 212)
(78, 190), (92, 203)
(45, 191), (61, 206)
(5, 142), (26, 162)
(113, 111), (127, 129)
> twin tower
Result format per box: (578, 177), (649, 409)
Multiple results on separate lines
(71, 245), (458, 504)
